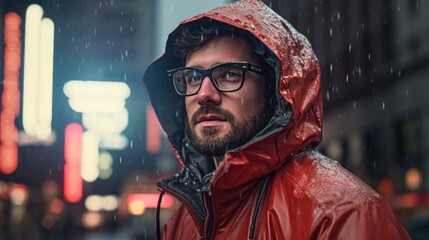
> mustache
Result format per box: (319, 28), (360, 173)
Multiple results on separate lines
(190, 106), (234, 126)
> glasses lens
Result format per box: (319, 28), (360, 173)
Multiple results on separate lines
(212, 64), (243, 91)
(173, 69), (203, 95)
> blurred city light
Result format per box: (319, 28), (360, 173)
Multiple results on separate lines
(81, 130), (100, 182)
(64, 123), (83, 203)
(85, 194), (119, 212)
(83, 109), (128, 135)
(81, 211), (103, 229)
(9, 184), (29, 205)
(63, 80), (130, 113)
(98, 151), (113, 180)
(405, 167), (423, 190)
(146, 104), (161, 154)
(127, 193), (174, 210)
(37, 18), (55, 139)
(22, 4), (54, 140)
(1, 12), (22, 175)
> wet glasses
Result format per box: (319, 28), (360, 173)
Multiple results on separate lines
(167, 62), (266, 96)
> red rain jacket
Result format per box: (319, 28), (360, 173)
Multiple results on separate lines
(143, 0), (411, 239)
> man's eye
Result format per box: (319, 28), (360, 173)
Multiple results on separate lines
(185, 73), (202, 85)
(221, 71), (241, 81)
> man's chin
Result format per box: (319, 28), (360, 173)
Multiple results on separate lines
(196, 125), (229, 136)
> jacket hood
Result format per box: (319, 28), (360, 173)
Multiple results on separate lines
(143, 0), (322, 189)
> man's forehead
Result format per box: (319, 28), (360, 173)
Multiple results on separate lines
(184, 35), (257, 68)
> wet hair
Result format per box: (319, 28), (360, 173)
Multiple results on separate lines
(175, 21), (270, 70)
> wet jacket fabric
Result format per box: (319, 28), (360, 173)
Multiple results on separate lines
(143, 0), (411, 239)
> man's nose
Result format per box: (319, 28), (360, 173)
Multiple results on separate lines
(196, 76), (221, 105)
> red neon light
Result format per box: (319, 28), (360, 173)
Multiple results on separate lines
(0, 144), (18, 174)
(64, 164), (82, 203)
(0, 12), (22, 175)
(64, 123), (83, 162)
(146, 104), (161, 154)
(64, 123), (83, 203)
(127, 193), (174, 209)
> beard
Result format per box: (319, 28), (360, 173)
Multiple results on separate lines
(185, 104), (273, 156)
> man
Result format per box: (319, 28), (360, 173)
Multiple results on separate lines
(143, 0), (411, 239)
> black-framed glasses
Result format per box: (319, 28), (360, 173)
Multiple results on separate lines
(167, 62), (266, 96)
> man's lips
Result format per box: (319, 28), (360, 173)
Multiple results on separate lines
(196, 114), (227, 126)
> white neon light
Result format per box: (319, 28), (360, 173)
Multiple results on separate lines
(63, 80), (130, 99)
(68, 98), (126, 113)
(98, 134), (128, 150)
(23, 4), (43, 136)
(22, 4), (55, 140)
(37, 18), (55, 139)
(64, 81), (130, 113)
(82, 109), (128, 134)
(81, 131), (99, 182)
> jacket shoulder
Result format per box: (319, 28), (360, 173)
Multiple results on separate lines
(276, 149), (383, 208)
(265, 150), (411, 239)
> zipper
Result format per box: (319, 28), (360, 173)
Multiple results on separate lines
(202, 191), (214, 240)
(157, 184), (205, 234)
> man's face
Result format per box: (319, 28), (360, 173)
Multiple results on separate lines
(185, 35), (272, 156)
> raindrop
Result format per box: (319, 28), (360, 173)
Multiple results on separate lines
(382, 102), (385, 110)
(130, 140), (133, 148)
(120, 26), (123, 33)
(337, 12), (340, 20)
(353, 101), (356, 108)
(368, 53), (371, 61)
(326, 91), (330, 100)
(348, 44), (352, 53)
(329, 27), (332, 36)
(136, 175), (139, 181)
(119, 157), (122, 164)
(346, 74), (349, 83)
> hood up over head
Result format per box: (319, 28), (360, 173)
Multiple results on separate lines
(143, 0), (322, 188)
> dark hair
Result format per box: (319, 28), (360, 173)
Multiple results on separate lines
(175, 21), (268, 69)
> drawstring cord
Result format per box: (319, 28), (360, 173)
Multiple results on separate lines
(156, 174), (272, 239)
(156, 190), (165, 240)
(249, 174), (273, 239)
